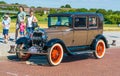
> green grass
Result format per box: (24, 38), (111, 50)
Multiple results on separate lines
(0, 21), (120, 33)
(0, 22), (48, 33)
(103, 24), (118, 27)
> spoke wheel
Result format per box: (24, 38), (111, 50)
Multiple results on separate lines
(94, 40), (106, 59)
(47, 43), (63, 66)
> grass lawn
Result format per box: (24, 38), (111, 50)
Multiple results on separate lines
(0, 22), (120, 33)
(103, 24), (120, 31)
(0, 22), (48, 33)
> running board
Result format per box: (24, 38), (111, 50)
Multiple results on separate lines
(74, 50), (94, 55)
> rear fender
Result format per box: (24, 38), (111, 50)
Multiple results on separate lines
(91, 34), (109, 50)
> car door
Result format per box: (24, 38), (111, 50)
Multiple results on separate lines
(73, 16), (88, 46)
(87, 16), (102, 45)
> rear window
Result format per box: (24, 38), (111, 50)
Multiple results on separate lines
(89, 17), (97, 27)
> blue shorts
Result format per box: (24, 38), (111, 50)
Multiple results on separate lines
(20, 31), (24, 35)
(26, 27), (33, 34)
(3, 29), (9, 35)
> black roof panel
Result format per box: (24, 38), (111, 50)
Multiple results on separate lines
(48, 12), (102, 17)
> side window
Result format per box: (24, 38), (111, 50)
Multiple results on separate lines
(74, 17), (86, 27)
(89, 17), (97, 27)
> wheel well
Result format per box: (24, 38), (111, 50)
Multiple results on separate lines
(45, 39), (76, 56)
(98, 38), (109, 48)
(91, 35), (109, 50)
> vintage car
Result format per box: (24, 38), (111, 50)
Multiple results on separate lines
(9, 12), (109, 66)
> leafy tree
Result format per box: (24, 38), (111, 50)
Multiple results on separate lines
(69, 9), (76, 12)
(65, 4), (71, 8)
(89, 8), (97, 12)
(37, 6), (42, 8)
(107, 10), (113, 14)
(60, 4), (71, 8)
(60, 6), (65, 8)
(14, 3), (19, 5)
(31, 6), (35, 8)
(76, 8), (88, 12)
(50, 8), (57, 14)
(0, 1), (7, 4)
(96, 9), (107, 15)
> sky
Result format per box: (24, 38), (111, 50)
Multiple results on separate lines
(1, 0), (120, 11)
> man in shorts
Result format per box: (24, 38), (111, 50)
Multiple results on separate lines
(2, 14), (11, 43)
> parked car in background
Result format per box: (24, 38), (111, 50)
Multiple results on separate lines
(9, 12), (109, 66)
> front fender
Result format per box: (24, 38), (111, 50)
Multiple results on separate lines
(45, 38), (74, 56)
(16, 37), (31, 45)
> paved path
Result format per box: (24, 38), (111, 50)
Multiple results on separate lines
(0, 47), (120, 76)
(0, 32), (120, 76)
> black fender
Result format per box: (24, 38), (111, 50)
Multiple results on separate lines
(91, 34), (109, 50)
(16, 37), (32, 45)
(45, 38), (75, 56)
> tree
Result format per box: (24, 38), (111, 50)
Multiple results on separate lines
(14, 3), (19, 5)
(89, 8), (97, 12)
(107, 10), (113, 15)
(60, 6), (65, 8)
(76, 8), (88, 12)
(0, 1), (7, 4)
(60, 4), (71, 8)
(50, 8), (57, 14)
(96, 9), (107, 15)
(69, 9), (76, 12)
(31, 6), (35, 8)
(37, 6), (42, 8)
(65, 4), (71, 8)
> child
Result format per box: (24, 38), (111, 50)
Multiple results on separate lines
(2, 15), (11, 43)
(19, 22), (25, 37)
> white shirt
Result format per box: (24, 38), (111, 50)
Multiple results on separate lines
(2, 18), (11, 29)
(27, 16), (33, 27)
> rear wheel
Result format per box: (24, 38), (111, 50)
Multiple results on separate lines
(16, 44), (31, 61)
(47, 43), (63, 66)
(93, 40), (106, 59)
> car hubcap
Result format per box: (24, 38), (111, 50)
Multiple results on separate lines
(97, 42), (104, 56)
(51, 45), (62, 63)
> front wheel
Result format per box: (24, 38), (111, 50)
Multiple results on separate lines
(93, 40), (106, 59)
(47, 43), (64, 66)
(16, 44), (31, 61)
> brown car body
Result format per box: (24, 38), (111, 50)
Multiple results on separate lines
(47, 13), (104, 46)
(12, 12), (109, 66)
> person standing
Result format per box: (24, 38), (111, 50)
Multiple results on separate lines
(15, 6), (26, 40)
(19, 21), (25, 37)
(2, 14), (11, 43)
(26, 10), (38, 38)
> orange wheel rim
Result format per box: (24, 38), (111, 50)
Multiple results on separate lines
(97, 42), (104, 56)
(51, 45), (62, 63)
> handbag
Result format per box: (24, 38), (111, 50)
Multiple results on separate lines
(32, 16), (38, 29)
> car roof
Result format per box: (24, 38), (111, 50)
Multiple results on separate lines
(48, 12), (102, 17)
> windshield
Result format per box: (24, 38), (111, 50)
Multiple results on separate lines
(48, 17), (71, 27)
